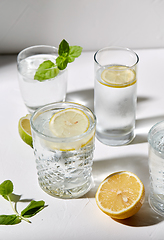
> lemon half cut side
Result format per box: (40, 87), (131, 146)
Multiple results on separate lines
(48, 108), (94, 151)
(18, 114), (33, 147)
(101, 65), (136, 88)
(95, 171), (145, 219)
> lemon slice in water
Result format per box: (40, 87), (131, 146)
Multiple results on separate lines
(101, 65), (136, 87)
(18, 114), (33, 147)
(48, 108), (93, 151)
(49, 108), (90, 137)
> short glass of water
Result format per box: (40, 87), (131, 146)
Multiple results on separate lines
(148, 121), (164, 216)
(30, 102), (96, 199)
(94, 47), (139, 146)
(17, 45), (67, 113)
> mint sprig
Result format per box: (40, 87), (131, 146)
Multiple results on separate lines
(0, 180), (46, 225)
(34, 39), (82, 81)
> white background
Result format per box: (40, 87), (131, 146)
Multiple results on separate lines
(0, 0), (164, 53)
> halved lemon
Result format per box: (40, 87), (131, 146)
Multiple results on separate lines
(48, 108), (94, 151)
(95, 171), (145, 219)
(101, 65), (136, 87)
(18, 114), (33, 147)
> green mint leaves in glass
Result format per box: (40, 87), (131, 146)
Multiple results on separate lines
(34, 39), (82, 81)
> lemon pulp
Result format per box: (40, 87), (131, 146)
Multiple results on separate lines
(95, 171), (145, 219)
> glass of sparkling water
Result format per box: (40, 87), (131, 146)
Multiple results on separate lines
(148, 121), (164, 216)
(30, 102), (96, 199)
(17, 45), (67, 113)
(94, 47), (139, 146)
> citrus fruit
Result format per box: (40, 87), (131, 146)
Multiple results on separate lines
(18, 114), (33, 147)
(49, 108), (90, 137)
(48, 108), (94, 151)
(95, 171), (145, 219)
(101, 65), (136, 87)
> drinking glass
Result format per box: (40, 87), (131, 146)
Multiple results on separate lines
(30, 102), (96, 199)
(148, 121), (164, 216)
(94, 47), (139, 146)
(17, 45), (67, 113)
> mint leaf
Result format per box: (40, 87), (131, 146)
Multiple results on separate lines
(67, 55), (75, 63)
(56, 56), (68, 70)
(58, 39), (69, 57)
(56, 41), (83, 68)
(39, 59), (55, 69)
(0, 180), (13, 197)
(68, 46), (83, 63)
(34, 60), (59, 81)
(69, 46), (83, 59)
(21, 200), (45, 218)
(0, 215), (21, 225)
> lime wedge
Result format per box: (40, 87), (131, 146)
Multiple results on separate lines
(18, 114), (33, 147)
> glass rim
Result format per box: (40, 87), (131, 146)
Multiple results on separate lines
(18, 44), (58, 55)
(94, 46), (139, 69)
(17, 44), (58, 71)
(30, 101), (96, 142)
(148, 120), (164, 152)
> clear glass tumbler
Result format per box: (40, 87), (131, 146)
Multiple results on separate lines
(148, 121), (164, 216)
(17, 45), (67, 113)
(94, 47), (139, 146)
(30, 102), (96, 199)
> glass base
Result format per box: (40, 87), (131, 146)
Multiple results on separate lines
(38, 177), (94, 199)
(149, 193), (164, 217)
(26, 105), (39, 114)
(96, 130), (135, 146)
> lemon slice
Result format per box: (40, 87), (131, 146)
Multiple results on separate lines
(18, 114), (33, 148)
(101, 65), (136, 87)
(95, 171), (145, 219)
(49, 108), (90, 137)
(48, 108), (93, 151)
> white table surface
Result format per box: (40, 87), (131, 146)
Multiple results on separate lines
(0, 49), (164, 240)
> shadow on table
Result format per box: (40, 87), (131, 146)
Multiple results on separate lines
(114, 200), (164, 227)
(9, 193), (33, 203)
(66, 88), (94, 111)
(85, 155), (164, 226)
(131, 114), (164, 145)
(0, 54), (17, 67)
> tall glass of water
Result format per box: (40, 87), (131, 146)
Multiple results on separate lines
(30, 102), (96, 199)
(94, 47), (139, 146)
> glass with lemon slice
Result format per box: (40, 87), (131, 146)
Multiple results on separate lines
(94, 47), (139, 146)
(30, 102), (96, 198)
